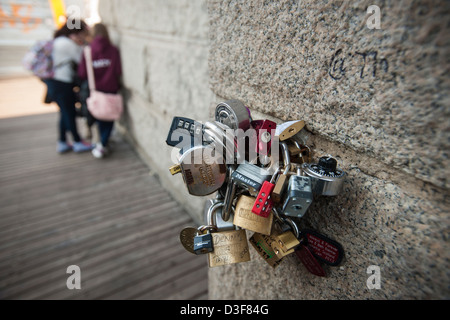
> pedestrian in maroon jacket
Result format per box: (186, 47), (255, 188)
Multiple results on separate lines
(78, 23), (122, 158)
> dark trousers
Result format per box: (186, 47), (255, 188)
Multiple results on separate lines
(44, 79), (81, 143)
(98, 120), (114, 147)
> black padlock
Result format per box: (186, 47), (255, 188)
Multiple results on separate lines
(193, 226), (215, 255)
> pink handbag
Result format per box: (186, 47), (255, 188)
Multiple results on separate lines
(84, 46), (123, 121)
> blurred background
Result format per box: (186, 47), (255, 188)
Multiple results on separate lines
(0, 0), (99, 78)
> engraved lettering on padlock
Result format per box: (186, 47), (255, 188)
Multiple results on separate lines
(302, 156), (346, 196)
(171, 145), (227, 196)
(234, 195), (274, 235)
(208, 229), (251, 268)
(205, 202), (251, 267)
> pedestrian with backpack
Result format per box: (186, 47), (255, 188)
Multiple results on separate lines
(43, 19), (94, 154)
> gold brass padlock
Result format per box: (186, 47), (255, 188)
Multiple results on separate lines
(271, 231), (300, 259)
(275, 120), (305, 141)
(234, 195), (274, 235)
(270, 217), (300, 260)
(207, 202), (251, 268)
(249, 232), (283, 269)
(208, 229), (250, 267)
(272, 166), (291, 204)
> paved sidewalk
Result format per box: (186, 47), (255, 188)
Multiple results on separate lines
(0, 77), (207, 300)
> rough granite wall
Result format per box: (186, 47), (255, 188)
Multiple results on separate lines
(100, 0), (449, 299)
(207, 0), (449, 299)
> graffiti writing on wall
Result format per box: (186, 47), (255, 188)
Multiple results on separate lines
(329, 49), (389, 81)
(0, 3), (42, 32)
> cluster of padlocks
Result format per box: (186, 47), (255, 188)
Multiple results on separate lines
(166, 100), (345, 276)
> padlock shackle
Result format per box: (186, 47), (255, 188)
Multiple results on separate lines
(280, 142), (291, 171)
(284, 217), (300, 239)
(222, 167), (236, 222)
(207, 201), (224, 227)
(269, 166), (282, 184)
(197, 224), (218, 234)
(290, 163), (303, 176)
(272, 208), (284, 224)
(272, 208), (300, 239)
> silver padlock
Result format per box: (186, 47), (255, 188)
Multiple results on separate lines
(302, 156), (345, 196)
(231, 161), (272, 196)
(281, 166), (313, 218)
(169, 145), (227, 196)
(204, 121), (240, 164)
(215, 100), (251, 131)
(203, 199), (235, 232)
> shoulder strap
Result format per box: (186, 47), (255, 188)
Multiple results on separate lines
(84, 46), (96, 91)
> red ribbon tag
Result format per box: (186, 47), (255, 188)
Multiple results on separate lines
(303, 229), (344, 266)
(295, 244), (326, 277)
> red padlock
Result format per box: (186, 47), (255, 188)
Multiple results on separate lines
(251, 120), (277, 156)
(252, 169), (280, 217)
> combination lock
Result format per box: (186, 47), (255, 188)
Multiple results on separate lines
(166, 116), (205, 149)
(302, 156), (345, 196)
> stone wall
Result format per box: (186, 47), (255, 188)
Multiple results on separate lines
(99, 0), (449, 299)
(99, 0), (217, 220)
